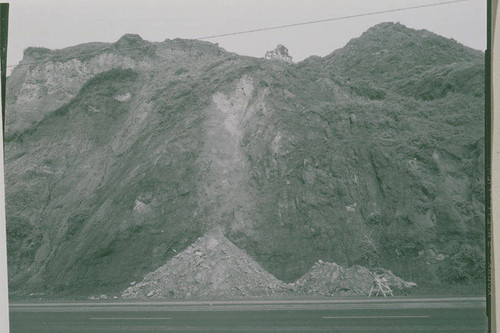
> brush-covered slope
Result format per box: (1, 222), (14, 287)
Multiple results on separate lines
(5, 23), (485, 296)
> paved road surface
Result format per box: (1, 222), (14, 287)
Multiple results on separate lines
(9, 297), (487, 333)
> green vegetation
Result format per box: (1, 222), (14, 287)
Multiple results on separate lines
(438, 244), (485, 283)
(4, 22), (485, 297)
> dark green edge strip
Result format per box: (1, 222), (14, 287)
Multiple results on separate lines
(0, 3), (7, 135)
(485, 0), (492, 331)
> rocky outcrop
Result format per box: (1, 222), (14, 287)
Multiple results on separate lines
(6, 47), (153, 135)
(265, 45), (293, 62)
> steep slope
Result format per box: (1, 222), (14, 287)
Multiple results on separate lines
(6, 39), (259, 294)
(6, 35), (155, 135)
(5, 22), (485, 297)
(227, 23), (484, 284)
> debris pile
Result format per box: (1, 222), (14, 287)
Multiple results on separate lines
(121, 232), (289, 299)
(121, 234), (416, 299)
(372, 268), (417, 290)
(292, 261), (416, 296)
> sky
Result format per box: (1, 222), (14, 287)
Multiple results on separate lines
(6, 0), (486, 72)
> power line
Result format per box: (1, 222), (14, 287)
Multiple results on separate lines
(195, 0), (473, 40)
(7, 0), (474, 69)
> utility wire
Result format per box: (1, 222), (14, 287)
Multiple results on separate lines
(195, 0), (473, 40)
(6, 0), (474, 69)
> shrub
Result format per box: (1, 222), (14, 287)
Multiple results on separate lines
(6, 217), (31, 239)
(65, 213), (90, 240)
(438, 244), (485, 283)
(367, 212), (386, 227)
(360, 240), (380, 268)
(349, 81), (386, 100)
(381, 232), (424, 258)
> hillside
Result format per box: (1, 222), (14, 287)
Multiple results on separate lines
(4, 22), (485, 297)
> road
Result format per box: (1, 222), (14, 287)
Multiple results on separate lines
(9, 297), (488, 333)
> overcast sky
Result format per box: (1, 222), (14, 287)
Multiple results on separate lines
(7, 0), (486, 72)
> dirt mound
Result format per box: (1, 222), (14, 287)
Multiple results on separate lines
(292, 261), (415, 296)
(122, 238), (416, 299)
(121, 232), (290, 299)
